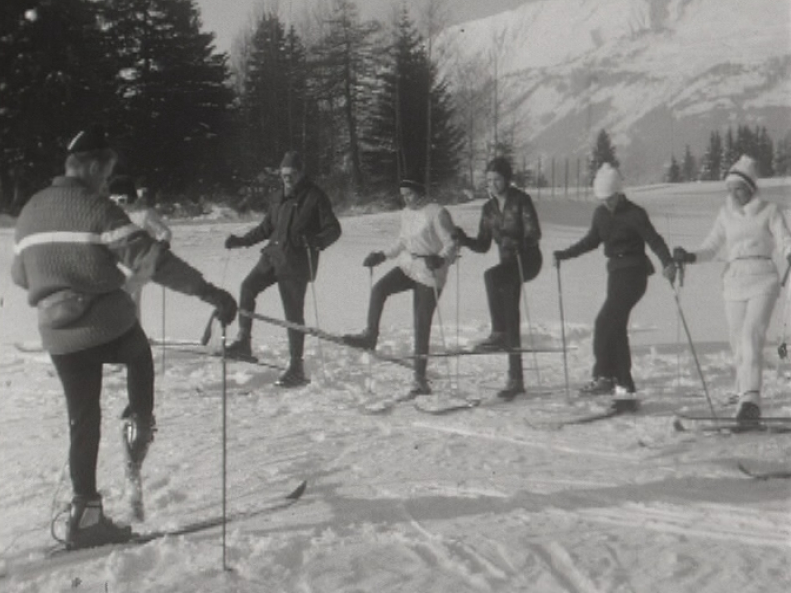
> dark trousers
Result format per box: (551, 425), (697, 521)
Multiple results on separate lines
(367, 267), (438, 380)
(483, 250), (542, 381)
(50, 323), (154, 498)
(238, 259), (308, 363)
(592, 267), (648, 391)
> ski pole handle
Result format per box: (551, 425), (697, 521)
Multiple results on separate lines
(200, 311), (215, 346)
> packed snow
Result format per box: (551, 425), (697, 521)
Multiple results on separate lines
(1, 180), (790, 592)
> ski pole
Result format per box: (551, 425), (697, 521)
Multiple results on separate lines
(367, 267), (374, 393)
(516, 250), (541, 386)
(782, 260), (791, 288)
(430, 270), (453, 392)
(672, 284), (717, 419)
(555, 261), (571, 402)
(161, 286), (166, 373)
(305, 244), (327, 382)
(200, 252), (232, 347)
(220, 321), (229, 571)
(455, 255), (461, 392)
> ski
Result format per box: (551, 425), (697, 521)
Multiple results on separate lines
(409, 346), (570, 359)
(413, 394), (480, 415)
(737, 462), (791, 480)
(674, 413), (791, 424)
(673, 415), (791, 434)
(163, 345), (286, 371)
(554, 406), (624, 426)
(5, 480), (307, 578)
(240, 310), (415, 371)
(13, 342), (45, 354)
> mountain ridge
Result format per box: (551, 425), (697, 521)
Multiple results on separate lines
(442, 0), (791, 183)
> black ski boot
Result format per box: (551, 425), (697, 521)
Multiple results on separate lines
(473, 332), (507, 352)
(735, 401), (761, 427)
(403, 376), (431, 400)
(497, 377), (526, 401)
(275, 359), (310, 388)
(342, 329), (377, 351)
(225, 336), (256, 361)
(579, 376), (615, 396)
(65, 495), (134, 549)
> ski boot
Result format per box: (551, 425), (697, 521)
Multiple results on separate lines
(497, 377), (526, 401)
(65, 495), (134, 549)
(275, 359), (310, 388)
(611, 386), (639, 413)
(225, 336), (257, 362)
(121, 413), (156, 522)
(735, 400), (761, 428)
(342, 329), (377, 351)
(473, 332), (507, 352)
(402, 376), (432, 400)
(579, 376), (615, 396)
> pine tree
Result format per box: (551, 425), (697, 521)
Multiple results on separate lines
(666, 155), (681, 183)
(363, 8), (462, 191)
(102, 0), (233, 195)
(699, 131), (723, 181)
(681, 144), (696, 182)
(773, 131), (791, 177)
(588, 129), (619, 183)
(0, 0), (116, 209)
(314, 0), (380, 191)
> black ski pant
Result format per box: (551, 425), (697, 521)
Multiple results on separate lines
(238, 259), (308, 364)
(50, 323), (154, 498)
(592, 266), (648, 392)
(483, 250), (542, 381)
(366, 267), (438, 380)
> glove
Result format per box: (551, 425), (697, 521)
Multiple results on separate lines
(553, 250), (567, 267)
(298, 235), (319, 250)
(451, 226), (468, 243)
(500, 237), (519, 251)
(225, 235), (246, 249)
(199, 283), (237, 326)
(159, 240), (171, 251)
(363, 251), (386, 268)
(424, 255), (445, 271)
(673, 247), (695, 264)
(662, 263), (677, 285)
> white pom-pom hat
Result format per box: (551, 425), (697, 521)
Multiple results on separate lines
(593, 162), (623, 199)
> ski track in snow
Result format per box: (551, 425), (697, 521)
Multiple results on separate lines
(2, 185), (791, 592)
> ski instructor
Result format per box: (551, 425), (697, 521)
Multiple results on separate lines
(224, 151), (341, 387)
(11, 124), (237, 549)
(553, 162), (676, 411)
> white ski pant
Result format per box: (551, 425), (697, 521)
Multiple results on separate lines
(724, 291), (777, 403)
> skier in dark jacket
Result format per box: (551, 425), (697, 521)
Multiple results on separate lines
(11, 124), (237, 549)
(453, 157), (543, 400)
(553, 162), (676, 410)
(224, 151), (341, 387)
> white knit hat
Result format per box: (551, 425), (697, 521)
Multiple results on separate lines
(726, 155), (758, 192)
(593, 162), (623, 199)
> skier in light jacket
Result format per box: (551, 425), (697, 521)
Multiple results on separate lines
(674, 154), (791, 425)
(343, 178), (458, 398)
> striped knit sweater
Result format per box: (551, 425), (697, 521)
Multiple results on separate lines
(12, 176), (209, 354)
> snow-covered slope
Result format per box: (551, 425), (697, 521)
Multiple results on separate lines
(443, 0), (791, 182)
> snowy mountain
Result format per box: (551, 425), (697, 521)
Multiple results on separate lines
(442, 0), (791, 183)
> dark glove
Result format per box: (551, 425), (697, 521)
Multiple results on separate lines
(673, 247), (695, 264)
(553, 250), (568, 267)
(199, 283), (237, 326)
(159, 240), (171, 251)
(500, 237), (519, 251)
(662, 263), (677, 285)
(451, 226), (468, 243)
(225, 235), (246, 250)
(363, 251), (386, 268)
(424, 255), (445, 271)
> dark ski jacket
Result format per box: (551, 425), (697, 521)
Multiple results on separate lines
(459, 186), (542, 275)
(237, 177), (341, 280)
(557, 195), (673, 275)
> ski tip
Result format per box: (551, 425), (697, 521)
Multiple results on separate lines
(287, 480), (307, 500)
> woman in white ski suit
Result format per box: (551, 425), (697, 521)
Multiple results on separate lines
(674, 155), (791, 421)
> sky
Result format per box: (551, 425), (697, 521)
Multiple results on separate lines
(195, 0), (531, 54)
